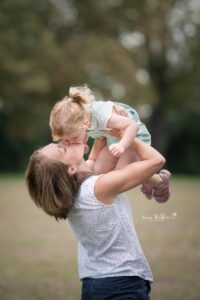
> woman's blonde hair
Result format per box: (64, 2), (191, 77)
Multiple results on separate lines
(25, 149), (80, 220)
(49, 85), (95, 140)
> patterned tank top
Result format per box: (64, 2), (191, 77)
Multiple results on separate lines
(68, 175), (153, 282)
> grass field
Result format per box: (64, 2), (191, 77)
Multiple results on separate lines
(0, 176), (200, 300)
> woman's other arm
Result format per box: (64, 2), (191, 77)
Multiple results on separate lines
(95, 139), (165, 203)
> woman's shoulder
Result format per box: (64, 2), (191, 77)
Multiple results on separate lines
(94, 173), (120, 205)
(75, 175), (101, 206)
(79, 175), (98, 191)
(76, 174), (116, 207)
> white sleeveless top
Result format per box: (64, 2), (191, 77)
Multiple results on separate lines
(68, 175), (153, 282)
(87, 101), (151, 146)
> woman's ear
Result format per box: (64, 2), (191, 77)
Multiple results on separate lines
(68, 165), (78, 175)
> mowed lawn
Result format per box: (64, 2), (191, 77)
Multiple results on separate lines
(0, 176), (200, 300)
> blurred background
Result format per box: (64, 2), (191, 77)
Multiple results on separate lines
(0, 0), (200, 174)
(0, 0), (200, 300)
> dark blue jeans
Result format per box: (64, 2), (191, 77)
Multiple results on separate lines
(81, 276), (151, 300)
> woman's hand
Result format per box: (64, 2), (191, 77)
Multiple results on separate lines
(113, 104), (128, 117)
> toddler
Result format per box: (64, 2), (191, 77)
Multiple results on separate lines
(49, 85), (170, 202)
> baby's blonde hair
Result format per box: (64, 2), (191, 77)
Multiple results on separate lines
(49, 85), (95, 139)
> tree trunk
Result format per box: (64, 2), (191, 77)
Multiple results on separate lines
(147, 57), (169, 154)
(148, 106), (167, 154)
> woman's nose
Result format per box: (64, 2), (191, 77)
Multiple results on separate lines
(70, 138), (77, 142)
(61, 139), (70, 146)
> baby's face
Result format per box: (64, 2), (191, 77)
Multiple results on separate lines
(62, 127), (89, 144)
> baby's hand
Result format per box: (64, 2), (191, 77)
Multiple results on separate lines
(109, 143), (125, 157)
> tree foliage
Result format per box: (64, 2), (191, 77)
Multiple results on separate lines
(0, 0), (199, 173)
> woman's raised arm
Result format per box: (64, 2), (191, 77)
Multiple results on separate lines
(95, 139), (165, 203)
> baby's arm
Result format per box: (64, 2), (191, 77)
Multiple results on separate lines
(86, 137), (106, 172)
(107, 113), (139, 157)
(88, 137), (106, 161)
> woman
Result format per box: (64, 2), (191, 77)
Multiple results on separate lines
(25, 137), (167, 299)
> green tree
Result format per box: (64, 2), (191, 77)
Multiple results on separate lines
(0, 0), (199, 173)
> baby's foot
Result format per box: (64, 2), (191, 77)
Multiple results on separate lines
(141, 184), (154, 200)
(154, 170), (171, 203)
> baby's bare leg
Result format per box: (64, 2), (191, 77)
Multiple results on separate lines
(95, 144), (165, 189)
(94, 145), (118, 174)
(115, 146), (139, 170)
(95, 145), (139, 173)
(115, 145), (170, 202)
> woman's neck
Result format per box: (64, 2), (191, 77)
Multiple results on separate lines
(76, 160), (94, 184)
